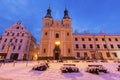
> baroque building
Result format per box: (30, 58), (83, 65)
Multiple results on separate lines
(0, 22), (39, 60)
(40, 8), (74, 60)
(40, 8), (120, 60)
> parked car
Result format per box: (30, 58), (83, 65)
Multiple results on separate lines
(60, 64), (79, 73)
(32, 63), (49, 71)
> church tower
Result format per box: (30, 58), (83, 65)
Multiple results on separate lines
(39, 7), (74, 60)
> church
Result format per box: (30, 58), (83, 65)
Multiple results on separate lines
(40, 7), (120, 60)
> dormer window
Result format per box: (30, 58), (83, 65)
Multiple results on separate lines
(16, 26), (19, 29)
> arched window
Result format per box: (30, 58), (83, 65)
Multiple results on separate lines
(56, 33), (59, 38)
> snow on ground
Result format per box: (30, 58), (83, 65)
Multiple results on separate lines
(0, 60), (120, 80)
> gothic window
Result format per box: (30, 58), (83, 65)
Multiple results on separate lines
(56, 33), (59, 38)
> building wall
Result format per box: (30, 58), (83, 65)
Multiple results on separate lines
(73, 32), (120, 60)
(0, 22), (38, 60)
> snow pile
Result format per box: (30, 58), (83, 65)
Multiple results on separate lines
(0, 61), (119, 80)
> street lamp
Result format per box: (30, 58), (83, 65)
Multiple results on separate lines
(55, 41), (60, 45)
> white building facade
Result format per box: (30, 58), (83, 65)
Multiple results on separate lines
(0, 22), (38, 60)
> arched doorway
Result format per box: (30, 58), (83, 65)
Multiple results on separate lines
(53, 46), (60, 60)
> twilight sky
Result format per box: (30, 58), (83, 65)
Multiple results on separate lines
(0, 0), (120, 44)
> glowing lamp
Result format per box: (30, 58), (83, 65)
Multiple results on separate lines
(55, 41), (60, 45)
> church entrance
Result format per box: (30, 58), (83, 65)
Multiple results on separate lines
(53, 46), (60, 60)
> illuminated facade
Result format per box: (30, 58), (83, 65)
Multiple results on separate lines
(40, 8), (120, 60)
(40, 8), (74, 60)
(0, 22), (39, 60)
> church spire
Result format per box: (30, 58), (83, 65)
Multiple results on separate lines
(63, 8), (70, 19)
(44, 7), (52, 18)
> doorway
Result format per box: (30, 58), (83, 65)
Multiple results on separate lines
(10, 53), (18, 60)
(54, 46), (60, 60)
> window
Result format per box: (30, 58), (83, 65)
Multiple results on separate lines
(15, 39), (17, 42)
(117, 44), (120, 48)
(104, 44), (107, 48)
(56, 33), (59, 38)
(18, 46), (21, 50)
(17, 33), (19, 36)
(82, 38), (85, 41)
(76, 44), (79, 48)
(45, 32), (47, 35)
(115, 38), (118, 41)
(83, 44), (86, 48)
(10, 39), (12, 42)
(20, 39), (23, 43)
(7, 32), (9, 36)
(113, 53), (117, 57)
(67, 33), (69, 36)
(68, 48), (70, 53)
(75, 38), (78, 41)
(13, 46), (16, 50)
(43, 48), (46, 53)
(4, 39), (7, 42)
(110, 44), (114, 48)
(12, 33), (14, 36)
(88, 38), (91, 41)
(2, 45), (5, 50)
(96, 44), (100, 48)
(16, 26), (19, 29)
(90, 44), (93, 49)
(84, 52), (88, 57)
(106, 52), (110, 57)
(108, 38), (111, 41)
(22, 33), (24, 36)
(77, 52), (80, 57)
(95, 38), (98, 41)
(102, 38), (105, 41)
